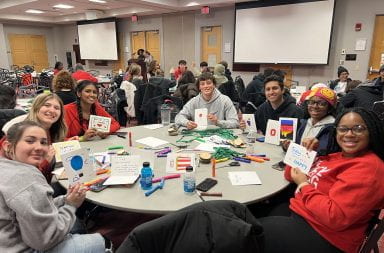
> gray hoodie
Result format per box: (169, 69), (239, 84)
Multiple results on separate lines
(0, 158), (76, 252)
(175, 88), (239, 129)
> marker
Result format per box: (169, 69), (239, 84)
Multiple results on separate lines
(117, 134), (126, 139)
(102, 155), (106, 164)
(211, 158), (216, 177)
(152, 174), (180, 183)
(108, 145), (124, 150)
(233, 157), (251, 163)
(200, 192), (223, 197)
(128, 132), (132, 147)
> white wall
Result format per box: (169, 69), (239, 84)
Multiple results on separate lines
(0, 24), (9, 68)
(52, 25), (78, 69)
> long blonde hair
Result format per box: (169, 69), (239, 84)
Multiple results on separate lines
(26, 93), (67, 142)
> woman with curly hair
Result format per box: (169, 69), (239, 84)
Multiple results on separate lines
(53, 70), (77, 105)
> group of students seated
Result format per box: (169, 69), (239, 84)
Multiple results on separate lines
(0, 59), (383, 252)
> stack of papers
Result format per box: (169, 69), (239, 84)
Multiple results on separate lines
(228, 171), (262, 186)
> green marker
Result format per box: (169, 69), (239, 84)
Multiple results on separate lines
(107, 145), (124, 150)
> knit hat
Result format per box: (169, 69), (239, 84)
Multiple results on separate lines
(337, 66), (349, 77)
(214, 64), (225, 76)
(306, 87), (337, 107)
(379, 64), (384, 73)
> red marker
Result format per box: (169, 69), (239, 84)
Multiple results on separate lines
(129, 132), (132, 147)
(211, 158), (216, 177)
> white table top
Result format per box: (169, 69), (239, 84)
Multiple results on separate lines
(59, 126), (289, 214)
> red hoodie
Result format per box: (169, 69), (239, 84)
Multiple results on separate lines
(285, 152), (384, 253)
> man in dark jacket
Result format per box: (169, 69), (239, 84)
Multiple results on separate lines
(243, 68), (275, 108)
(255, 75), (303, 134)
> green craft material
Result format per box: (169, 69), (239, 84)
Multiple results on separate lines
(179, 128), (237, 141)
(212, 147), (244, 160)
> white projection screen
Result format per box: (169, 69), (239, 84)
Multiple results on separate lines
(77, 20), (118, 60)
(234, 0), (335, 64)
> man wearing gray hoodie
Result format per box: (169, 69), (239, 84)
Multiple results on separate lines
(175, 72), (239, 129)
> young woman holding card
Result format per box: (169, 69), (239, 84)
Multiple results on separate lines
(0, 121), (109, 252)
(174, 72), (239, 129)
(260, 108), (384, 253)
(64, 80), (120, 141)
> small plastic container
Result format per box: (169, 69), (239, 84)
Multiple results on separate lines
(140, 162), (153, 190)
(183, 166), (195, 194)
(160, 104), (171, 125)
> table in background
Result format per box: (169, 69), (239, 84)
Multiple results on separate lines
(59, 126), (289, 214)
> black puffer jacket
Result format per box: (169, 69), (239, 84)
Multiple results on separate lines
(0, 109), (26, 138)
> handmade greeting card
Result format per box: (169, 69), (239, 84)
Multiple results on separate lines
(284, 142), (317, 175)
(195, 108), (208, 130)
(166, 153), (196, 173)
(264, 120), (280, 145)
(62, 148), (96, 185)
(52, 140), (81, 162)
(279, 117), (298, 141)
(89, 115), (111, 133)
(242, 114), (257, 133)
(103, 155), (141, 185)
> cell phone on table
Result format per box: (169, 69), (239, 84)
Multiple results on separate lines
(196, 178), (218, 192)
(271, 161), (285, 171)
(89, 178), (109, 192)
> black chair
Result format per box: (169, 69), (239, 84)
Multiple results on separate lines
(359, 212), (384, 253)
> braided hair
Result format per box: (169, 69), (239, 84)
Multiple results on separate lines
(330, 107), (384, 161)
(75, 80), (97, 136)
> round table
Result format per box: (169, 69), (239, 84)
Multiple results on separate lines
(60, 125), (289, 214)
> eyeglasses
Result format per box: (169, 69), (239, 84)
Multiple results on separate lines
(307, 100), (328, 107)
(336, 125), (367, 135)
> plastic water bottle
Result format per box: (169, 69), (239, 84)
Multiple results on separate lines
(160, 104), (171, 125)
(140, 162), (153, 190)
(183, 166), (195, 194)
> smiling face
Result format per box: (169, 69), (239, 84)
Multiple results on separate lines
(307, 96), (330, 123)
(265, 81), (284, 104)
(339, 72), (349, 82)
(199, 79), (215, 100)
(13, 126), (49, 167)
(78, 84), (98, 105)
(36, 98), (61, 129)
(336, 112), (369, 157)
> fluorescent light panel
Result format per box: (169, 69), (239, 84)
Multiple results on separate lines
(26, 9), (44, 14)
(53, 4), (74, 9)
(89, 0), (107, 3)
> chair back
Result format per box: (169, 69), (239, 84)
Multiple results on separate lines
(359, 211), (384, 253)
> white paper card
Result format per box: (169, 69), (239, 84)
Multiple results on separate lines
(103, 155), (141, 185)
(136, 136), (169, 148)
(143, 124), (163, 130)
(224, 42), (231, 53)
(242, 114), (257, 133)
(52, 140), (81, 162)
(89, 115), (111, 132)
(62, 148), (96, 185)
(228, 171), (262, 186)
(264, 120), (280, 145)
(195, 108), (208, 130)
(284, 143), (317, 175)
(194, 143), (227, 152)
(279, 117), (298, 142)
(166, 153), (196, 174)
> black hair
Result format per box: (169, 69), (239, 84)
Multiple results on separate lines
(200, 61), (208, 67)
(137, 49), (144, 55)
(263, 68), (275, 78)
(0, 85), (16, 109)
(195, 72), (216, 91)
(75, 80), (97, 136)
(178, 71), (196, 85)
(263, 74), (284, 90)
(272, 69), (285, 80)
(330, 107), (384, 161)
(178, 60), (187, 65)
(54, 61), (63, 69)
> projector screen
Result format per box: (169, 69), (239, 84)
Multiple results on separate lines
(234, 0), (335, 64)
(77, 20), (118, 60)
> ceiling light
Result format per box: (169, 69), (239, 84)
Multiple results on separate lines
(25, 9), (44, 14)
(89, 0), (107, 3)
(53, 4), (74, 9)
(186, 2), (200, 7)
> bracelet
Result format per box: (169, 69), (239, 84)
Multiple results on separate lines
(79, 136), (85, 142)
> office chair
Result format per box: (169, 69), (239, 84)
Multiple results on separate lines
(359, 212), (384, 253)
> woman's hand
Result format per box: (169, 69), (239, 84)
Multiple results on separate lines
(207, 113), (218, 125)
(45, 145), (56, 163)
(186, 121), (198, 130)
(301, 137), (319, 151)
(67, 136), (79, 141)
(83, 128), (97, 141)
(239, 119), (246, 130)
(290, 167), (308, 185)
(97, 131), (110, 139)
(66, 183), (86, 208)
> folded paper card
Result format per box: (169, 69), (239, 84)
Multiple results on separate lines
(103, 155), (141, 185)
(283, 142), (317, 174)
(89, 115), (111, 133)
(279, 117), (298, 142)
(242, 114), (257, 133)
(52, 140), (81, 162)
(166, 153), (196, 174)
(264, 120), (280, 145)
(62, 148), (96, 185)
(195, 108), (208, 130)
(228, 171), (262, 186)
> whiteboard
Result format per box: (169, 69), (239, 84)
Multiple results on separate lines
(77, 21), (118, 60)
(234, 0), (335, 64)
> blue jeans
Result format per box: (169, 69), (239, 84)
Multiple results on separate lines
(34, 233), (105, 253)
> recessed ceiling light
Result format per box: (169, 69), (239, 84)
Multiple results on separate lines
(25, 9), (44, 14)
(89, 0), (107, 3)
(53, 4), (74, 9)
(186, 2), (200, 7)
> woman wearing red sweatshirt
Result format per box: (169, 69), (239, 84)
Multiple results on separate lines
(64, 80), (120, 141)
(260, 107), (384, 253)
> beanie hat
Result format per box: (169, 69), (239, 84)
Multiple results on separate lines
(337, 66), (349, 77)
(214, 64), (225, 76)
(379, 65), (384, 73)
(306, 87), (337, 107)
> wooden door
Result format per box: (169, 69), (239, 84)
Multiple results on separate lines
(9, 34), (49, 72)
(367, 15), (384, 80)
(131, 31), (145, 59)
(145, 30), (160, 62)
(201, 26), (222, 67)
(261, 64), (293, 88)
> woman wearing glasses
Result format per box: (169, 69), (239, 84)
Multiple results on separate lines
(282, 87), (337, 155)
(260, 107), (384, 253)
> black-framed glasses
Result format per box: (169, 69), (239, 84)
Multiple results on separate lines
(335, 125), (367, 135)
(307, 99), (328, 107)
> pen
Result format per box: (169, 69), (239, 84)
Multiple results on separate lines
(200, 192), (223, 197)
(117, 134), (126, 139)
(102, 155), (106, 164)
(196, 191), (205, 202)
(129, 132), (132, 147)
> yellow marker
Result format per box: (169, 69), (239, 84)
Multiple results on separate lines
(215, 157), (229, 163)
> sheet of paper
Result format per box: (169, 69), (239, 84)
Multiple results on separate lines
(136, 136), (169, 148)
(52, 140), (81, 162)
(62, 148), (96, 185)
(89, 115), (111, 133)
(242, 114), (257, 133)
(355, 38), (367, 51)
(279, 117), (298, 142)
(283, 142), (317, 174)
(166, 153), (196, 174)
(194, 143), (228, 152)
(195, 108), (208, 130)
(143, 124), (164, 130)
(228, 171), (262, 186)
(264, 120), (280, 145)
(92, 151), (111, 168)
(224, 42), (231, 53)
(103, 155), (141, 185)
